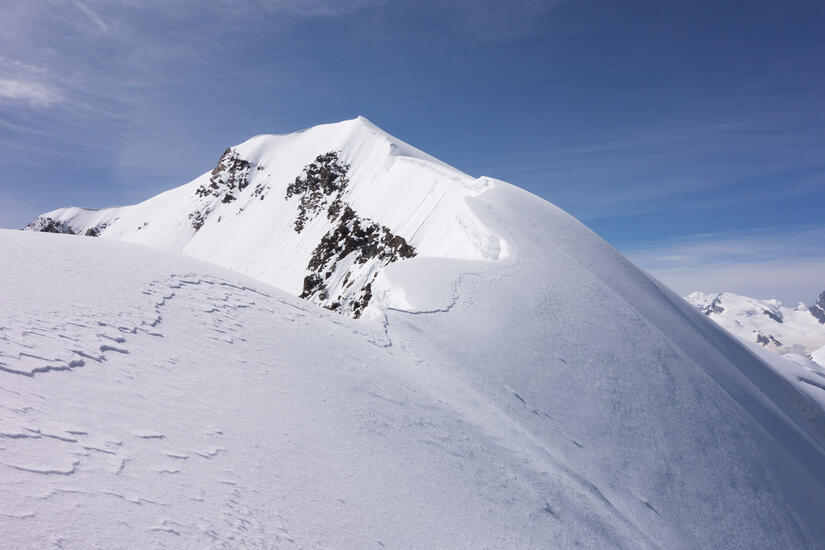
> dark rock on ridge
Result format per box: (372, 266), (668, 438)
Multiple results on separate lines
(755, 332), (783, 347)
(811, 291), (825, 324)
(24, 217), (76, 234)
(301, 206), (416, 318)
(190, 147), (253, 229)
(702, 295), (725, 316)
(196, 147), (252, 201)
(285, 152), (349, 233)
(285, 152), (417, 318)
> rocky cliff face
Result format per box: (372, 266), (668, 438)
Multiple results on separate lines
(24, 216), (76, 234)
(283, 152), (416, 318)
(285, 151), (348, 233)
(301, 205), (416, 318)
(811, 291), (825, 324)
(190, 147), (254, 229)
(197, 147), (252, 202)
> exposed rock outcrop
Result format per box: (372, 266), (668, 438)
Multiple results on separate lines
(811, 291), (825, 324)
(755, 332), (783, 347)
(702, 294), (724, 315)
(24, 216), (76, 235)
(762, 307), (784, 324)
(190, 147), (252, 229)
(285, 152), (416, 317)
(285, 152), (349, 233)
(196, 147), (252, 202)
(25, 216), (112, 237)
(301, 206), (416, 318)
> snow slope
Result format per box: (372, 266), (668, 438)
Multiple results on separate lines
(686, 291), (825, 366)
(3, 229), (825, 546)
(6, 118), (825, 548)
(813, 344), (825, 366)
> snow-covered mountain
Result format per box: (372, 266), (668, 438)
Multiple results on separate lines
(686, 290), (825, 367)
(25, 117), (504, 318)
(6, 118), (825, 548)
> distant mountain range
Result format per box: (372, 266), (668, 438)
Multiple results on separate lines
(686, 290), (825, 367)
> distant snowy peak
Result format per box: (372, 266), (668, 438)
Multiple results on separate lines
(24, 117), (506, 318)
(686, 291), (825, 365)
(689, 291), (786, 323)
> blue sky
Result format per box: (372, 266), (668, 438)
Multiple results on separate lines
(1, 0), (823, 303)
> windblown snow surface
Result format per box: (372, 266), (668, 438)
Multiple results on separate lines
(4, 118), (825, 548)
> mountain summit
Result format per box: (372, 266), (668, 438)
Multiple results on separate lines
(10, 118), (825, 548)
(25, 117), (504, 318)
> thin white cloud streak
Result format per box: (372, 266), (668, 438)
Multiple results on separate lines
(75, 0), (384, 22)
(275, 0), (386, 17)
(72, 1), (108, 32)
(0, 78), (61, 108)
(626, 226), (825, 264)
(0, 117), (117, 156)
(491, 95), (825, 221)
(449, 0), (571, 40)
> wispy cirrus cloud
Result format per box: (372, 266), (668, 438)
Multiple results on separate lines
(446, 0), (572, 40)
(0, 78), (62, 108)
(0, 0), (384, 111)
(71, 1), (108, 32)
(0, 55), (62, 108)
